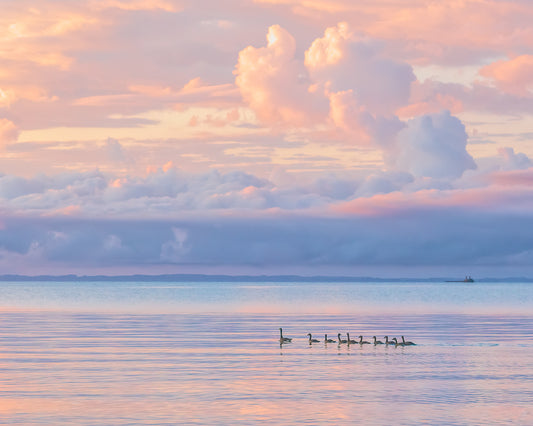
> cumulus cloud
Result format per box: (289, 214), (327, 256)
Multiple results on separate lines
(387, 110), (477, 180)
(235, 24), (323, 126)
(0, 167), (337, 215)
(327, 90), (404, 146)
(305, 22), (415, 115)
(235, 22), (414, 148)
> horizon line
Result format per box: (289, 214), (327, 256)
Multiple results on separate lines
(0, 274), (532, 283)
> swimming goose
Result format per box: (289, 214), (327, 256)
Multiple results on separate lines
(279, 328), (292, 343)
(373, 336), (383, 345)
(307, 333), (320, 343)
(324, 334), (336, 343)
(337, 333), (348, 344)
(384, 336), (394, 345)
(358, 336), (370, 345)
(390, 337), (401, 346)
(346, 333), (357, 344)
(401, 336), (416, 346)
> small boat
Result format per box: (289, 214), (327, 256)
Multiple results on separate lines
(446, 276), (474, 283)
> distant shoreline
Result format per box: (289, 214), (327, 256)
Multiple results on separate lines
(0, 274), (532, 283)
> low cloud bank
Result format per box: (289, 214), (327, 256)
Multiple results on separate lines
(2, 200), (533, 275)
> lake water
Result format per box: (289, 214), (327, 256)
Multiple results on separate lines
(1, 280), (532, 425)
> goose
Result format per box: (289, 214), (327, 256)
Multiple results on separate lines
(373, 336), (383, 345)
(324, 334), (336, 343)
(346, 333), (357, 344)
(384, 336), (394, 345)
(307, 333), (320, 344)
(390, 337), (401, 346)
(279, 328), (292, 343)
(337, 333), (348, 344)
(401, 336), (416, 346)
(358, 336), (370, 345)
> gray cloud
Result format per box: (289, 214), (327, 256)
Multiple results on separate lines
(2, 204), (533, 275)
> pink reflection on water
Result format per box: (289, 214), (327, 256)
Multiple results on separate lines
(1, 306), (533, 424)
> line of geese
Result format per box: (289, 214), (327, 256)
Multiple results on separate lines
(279, 328), (415, 346)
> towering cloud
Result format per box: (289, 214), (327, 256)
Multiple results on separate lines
(234, 25), (322, 126)
(305, 22), (415, 115)
(235, 22), (414, 147)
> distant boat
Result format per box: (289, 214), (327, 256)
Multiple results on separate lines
(446, 276), (474, 283)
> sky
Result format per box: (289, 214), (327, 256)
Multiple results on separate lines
(1, 0), (533, 277)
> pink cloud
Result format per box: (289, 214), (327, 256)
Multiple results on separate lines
(0, 119), (19, 148)
(305, 22), (415, 115)
(254, 0), (533, 65)
(480, 55), (533, 96)
(489, 169), (533, 186)
(398, 82), (464, 118)
(400, 79), (533, 117)
(91, 0), (180, 12)
(332, 184), (533, 217)
(327, 90), (404, 146)
(235, 22), (412, 147)
(328, 90), (373, 144)
(234, 24), (322, 126)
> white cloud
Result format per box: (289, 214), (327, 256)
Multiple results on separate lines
(387, 110), (477, 180)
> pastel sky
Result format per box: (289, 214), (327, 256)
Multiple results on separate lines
(2, 0), (533, 277)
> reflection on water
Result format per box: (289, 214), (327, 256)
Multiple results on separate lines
(1, 280), (533, 314)
(0, 281), (532, 425)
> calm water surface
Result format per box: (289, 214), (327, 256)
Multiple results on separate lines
(1, 281), (532, 425)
